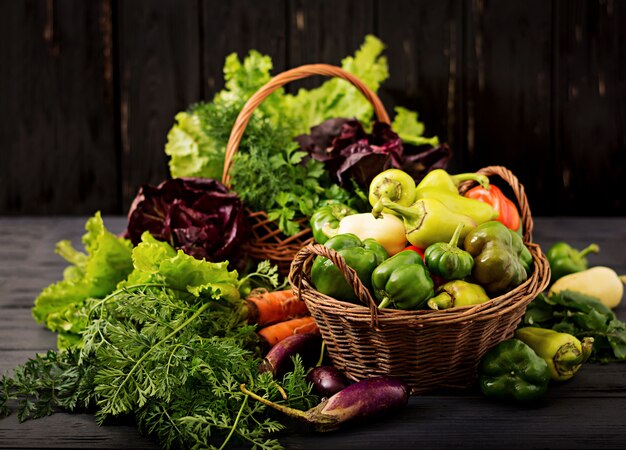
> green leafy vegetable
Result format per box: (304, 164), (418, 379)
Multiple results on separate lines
(523, 290), (626, 362)
(391, 107), (440, 147)
(10, 232), (316, 449)
(32, 212), (133, 348)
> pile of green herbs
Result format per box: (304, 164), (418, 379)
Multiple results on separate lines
(165, 35), (438, 235)
(3, 215), (318, 449)
(523, 290), (626, 362)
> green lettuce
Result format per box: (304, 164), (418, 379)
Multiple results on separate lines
(32, 213), (134, 348)
(391, 106), (440, 148)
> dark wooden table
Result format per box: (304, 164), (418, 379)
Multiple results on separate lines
(1, 216), (625, 449)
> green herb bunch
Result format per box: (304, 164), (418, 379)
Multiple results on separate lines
(3, 221), (318, 449)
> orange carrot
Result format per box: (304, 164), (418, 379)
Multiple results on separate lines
(246, 289), (309, 327)
(257, 316), (319, 349)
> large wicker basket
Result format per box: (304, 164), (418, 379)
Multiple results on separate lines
(289, 166), (551, 394)
(221, 64), (391, 276)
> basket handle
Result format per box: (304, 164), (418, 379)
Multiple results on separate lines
(457, 165), (534, 243)
(221, 63), (391, 187)
(288, 243), (381, 328)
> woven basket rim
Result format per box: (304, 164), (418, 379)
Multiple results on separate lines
(292, 241), (550, 327)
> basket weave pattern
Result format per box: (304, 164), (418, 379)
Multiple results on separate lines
(222, 64), (391, 275)
(289, 166), (551, 394)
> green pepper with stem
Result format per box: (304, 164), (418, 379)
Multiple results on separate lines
(515, 327), (594, 381)
(464, 221), (532, 295)
(311, 233), (388, 303)
(545, 242), (600, 282)
(415, 169), (491, 194)
(371, 250), (434, 310)
(478, 338), (551, 403)
(369, 169), (416, 218)
(309, 202), (357, 244)
(380, 197), (476, 249)
(424, 223), (474, 280)
(427, 280), (489, 310)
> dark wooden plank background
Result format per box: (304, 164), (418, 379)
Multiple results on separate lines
(1, 0), (625, 216)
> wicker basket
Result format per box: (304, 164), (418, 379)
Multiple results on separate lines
(289, 166), (551, 394)
(221, 64), (391, 276)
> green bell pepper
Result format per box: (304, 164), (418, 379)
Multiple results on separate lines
(311, 233), (388, 303)
(478, 338), (551, 403)
(545, 242), (599, 282)
(463, 221), (533, 295)
(424, 223), (474, 280)
(427, 280), (489, 310)
(309, 202), (357, 244)
(371, 250), (434, 310)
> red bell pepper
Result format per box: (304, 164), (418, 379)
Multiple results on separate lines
(464, 185), (521, 231)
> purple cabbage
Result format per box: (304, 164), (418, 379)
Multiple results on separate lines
(125, 177), (248, 264)
(296, 118), (450, 189)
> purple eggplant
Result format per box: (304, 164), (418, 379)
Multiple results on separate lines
(241, 376), (409, 432)
(258, 333), (322, 379)
(306, 366), (350, 397)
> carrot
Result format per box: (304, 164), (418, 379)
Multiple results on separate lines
(257, 316), (319, 349)
(246, 289), (309, 327)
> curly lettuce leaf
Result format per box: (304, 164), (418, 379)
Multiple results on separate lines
(284, 34), (389, 134)
(32, 213), (134, 342)
(121, 232), (240, 302)
(391, 106), (440, 147)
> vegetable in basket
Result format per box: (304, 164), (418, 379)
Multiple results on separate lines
(311, 234), (388, 303)
(371, 250), (434, 310)
(463, 221), (532, 295)
(515, 328), (593, 381)
(545, 241), (600, 282)
(336, 212), (407, 256)
(309, 202), (358, 244)
(369, 168), (416, 218)
(424, 223), (474, 280)
(464, 184), (521, 232)
(379, 197), (476, 249)
(427, 280), (490, 310)
(414, 169), (498, 225)
(478, 339), (551, 403)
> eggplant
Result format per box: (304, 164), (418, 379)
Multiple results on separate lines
(306, 366), (350, 397)
(241, 376), (409, 432)
(259, 333), (322, 379)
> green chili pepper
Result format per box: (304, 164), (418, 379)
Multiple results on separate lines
(424, 223), (474, 280)
(414, 188), (498, 225)
(311, 233), (388, 303)
(309, 202), (357, 244)
(427, 280), (489, 310)
(415, 169), (490, 194)
(380, 197), (476, 249)
(371, 250), (434, 310)
(515, 327), (594, 381)
(545, 242), (600, 282)
(478, 339), (551, 403)
(463, 221), (532, 295)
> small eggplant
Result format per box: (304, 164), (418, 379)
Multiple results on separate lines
(259, 333), (322, 379)
(241, 376), (409, 432)
(307, 366), (350, 397)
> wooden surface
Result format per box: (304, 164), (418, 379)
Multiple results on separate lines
(1, 0), (625, 217)
(1, 216), (626, 449)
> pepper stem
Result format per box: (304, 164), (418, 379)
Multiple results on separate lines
(553, 342), (585, 378)
(448, 223), (465, 248)
(380, 198), (423, 222)
(580, 337), (594, 363)
(377, 296), (393, 310)
(450, 173), (490, 190)
(240, 383), (308, 421)
(578, 243), (600, 258)
(427, 292), (453, 310)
